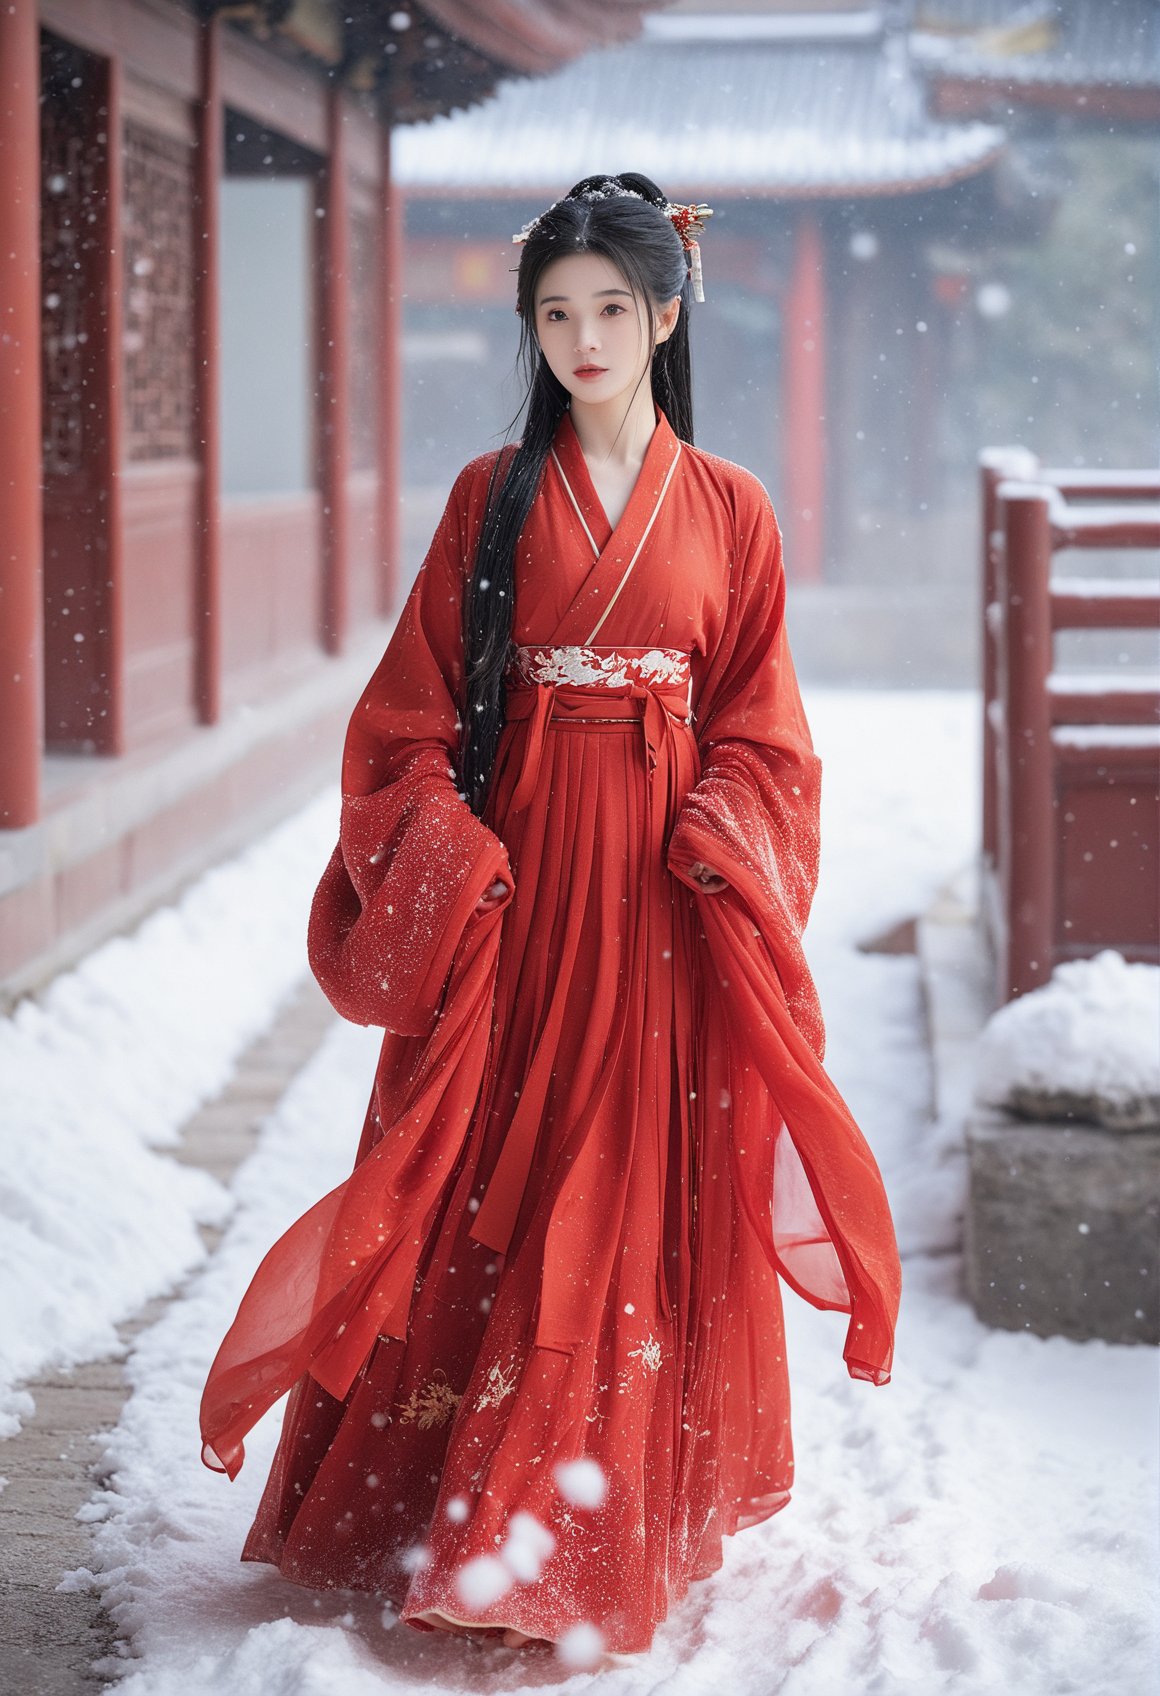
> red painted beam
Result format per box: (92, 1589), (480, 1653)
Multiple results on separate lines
(930, 76), (1160, 126)
(1051, 581), (1160, 632)
(377, 124), (403, 618)
(781, 208), (826, 584)
(1052, 508), (1160, 551)
(1048, 470), (1160, 500)
(1048, 680), (1160, 726)
(0, 0), (44, 827)
(320, 81), (351, 656)
(193, 14), (222, 724)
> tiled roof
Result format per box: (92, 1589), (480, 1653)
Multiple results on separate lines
(393, 10), (1006, 196)
(221, 0), (666, 125)
(910, 0), (1160, 90)
(416, 0), (662, 75)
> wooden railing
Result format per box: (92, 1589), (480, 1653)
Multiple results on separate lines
(979, 451), (1160, 1002)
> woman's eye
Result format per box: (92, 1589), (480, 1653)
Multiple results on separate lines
(541, 305), (624, 321)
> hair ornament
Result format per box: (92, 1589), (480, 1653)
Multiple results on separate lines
(663, 201), (714, 302)
(511, 186), (715, 302)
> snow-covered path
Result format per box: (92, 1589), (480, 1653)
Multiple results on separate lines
(54, 689), (1160, 1693)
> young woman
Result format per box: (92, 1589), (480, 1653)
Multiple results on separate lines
(199, 172), (901, 1658)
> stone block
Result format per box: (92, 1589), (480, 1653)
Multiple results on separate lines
(964, 1103), (1160, 1344)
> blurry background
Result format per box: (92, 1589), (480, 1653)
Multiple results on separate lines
(392, 0), (1159, 684)
(1, 0), (1156, 995)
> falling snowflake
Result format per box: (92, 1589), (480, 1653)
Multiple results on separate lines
(395, 1369), (462, 1430)
(554, 1457), (608, 1508)
(557, 1621), (606, 1670)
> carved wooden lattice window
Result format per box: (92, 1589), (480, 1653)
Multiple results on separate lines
(122, 121), (195, 461)
(349, 205), (378, 473)
(41, 75), (101, 480)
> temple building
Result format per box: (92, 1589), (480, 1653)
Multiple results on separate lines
(1, 0), (1155, 996)
(393, 2), (1158, 659)
(0, 0), (660, 995)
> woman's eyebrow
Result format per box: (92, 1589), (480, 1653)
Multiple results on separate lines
(537, 289), (634, 305)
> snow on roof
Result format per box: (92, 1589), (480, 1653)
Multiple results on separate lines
(393, 15), (1006, 196)
(911, 0), (1160, 92)
(641, 9), (887, 43)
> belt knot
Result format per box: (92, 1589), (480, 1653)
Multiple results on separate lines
(503, 645), (693, 814)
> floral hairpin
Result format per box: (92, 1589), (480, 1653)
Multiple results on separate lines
(512, 193), (715, 302)
(663, 201), (714, 302)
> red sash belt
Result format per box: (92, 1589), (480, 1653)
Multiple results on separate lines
(503, 674), (693, 819)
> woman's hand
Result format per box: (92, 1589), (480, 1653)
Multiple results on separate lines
(474, 876), (512, 915)
(688, 860), (729, 895)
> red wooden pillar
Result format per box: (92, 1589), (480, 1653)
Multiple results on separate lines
(193, 14), (222, 724)
(103, 54), (126, 753)
(376, 121), (403, 617)
(781, 208), (826, 584)
(909, 285), (938, 510)
(981, 447), (1041, 894)
(0, 0), (43, 827)
(980, 457), (1004, 875)
(320, 80), (352, 655)
(999, 482), (1055, 1001)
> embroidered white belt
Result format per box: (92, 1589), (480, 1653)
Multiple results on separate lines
(510, 643), (691, 694)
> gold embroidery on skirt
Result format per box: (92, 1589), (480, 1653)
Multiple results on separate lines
(395, 1368), (463, 1429)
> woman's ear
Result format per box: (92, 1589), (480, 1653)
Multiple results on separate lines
(655, 294), (682, 345)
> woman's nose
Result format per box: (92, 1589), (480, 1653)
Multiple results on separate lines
(574, 320), (601, 353)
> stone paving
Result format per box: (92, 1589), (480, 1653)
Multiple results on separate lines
(0, 977), (337, 1696)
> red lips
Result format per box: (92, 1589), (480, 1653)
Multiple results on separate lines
(574, 365), (607, 377)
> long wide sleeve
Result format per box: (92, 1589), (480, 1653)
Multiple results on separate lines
(200, 462), (517, 1481)
(666, 477), (901, 1387)
(308, 465), (514, 1035)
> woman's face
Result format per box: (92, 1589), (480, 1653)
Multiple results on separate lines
(532, 250), (680, 408)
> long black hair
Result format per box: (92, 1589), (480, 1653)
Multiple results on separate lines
(457, 171), (695, 819)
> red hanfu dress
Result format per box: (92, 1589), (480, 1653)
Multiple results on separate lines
(198, 405), (901, 1654)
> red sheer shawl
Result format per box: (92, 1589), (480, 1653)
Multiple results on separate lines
(667, 484), (900, 1386)
(199, 467), (516, 1480)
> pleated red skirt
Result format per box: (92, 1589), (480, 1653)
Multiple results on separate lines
(240, 670), (795, 1654)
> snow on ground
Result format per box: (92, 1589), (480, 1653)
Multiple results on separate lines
(49, 687), (1160, 1694)
(0, 789), (339, 1438)
(806, 688), (982, 1267)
